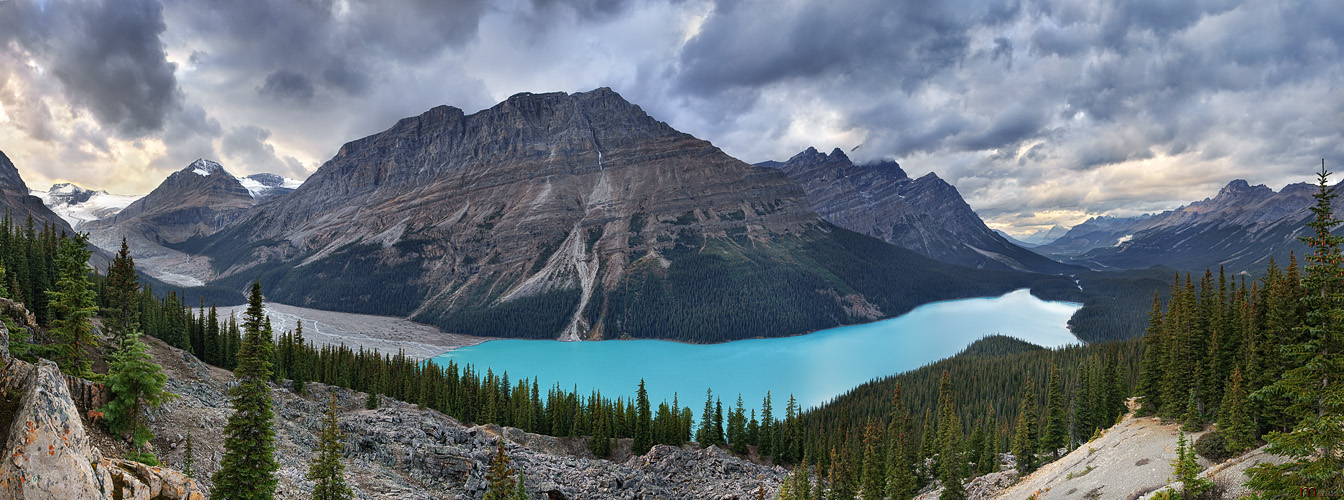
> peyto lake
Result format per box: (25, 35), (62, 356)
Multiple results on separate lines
(431, 289), (1080, 414)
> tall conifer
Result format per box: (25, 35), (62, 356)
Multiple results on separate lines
(1247, 163), (1344, 496)
(212, 281), (279, 499)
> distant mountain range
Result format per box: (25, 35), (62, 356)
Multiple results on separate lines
(1051, 179), (1343, 272)
(763, 147), (1076, 274)
(30, 184), (137, 231)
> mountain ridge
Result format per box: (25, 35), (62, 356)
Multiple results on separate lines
(170, 88), (1049, 342)
(766, 147), (1077, 274)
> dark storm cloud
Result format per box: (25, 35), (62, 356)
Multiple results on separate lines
(0, 0), (181, 137)
(258, 70), (317, 103)
(168, 0), (489, 101)
(530, 0), (634, 21)
(675, 0), (980, 97)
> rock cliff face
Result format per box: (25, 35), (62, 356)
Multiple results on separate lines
(770, 147), (1073, 274)
(0, 150), (77, 235)
(0, 319), (203, 499)
(182, 88), (1036, 341)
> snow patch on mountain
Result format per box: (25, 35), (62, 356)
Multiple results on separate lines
(31, 183), (139, 229)
(189, 159), (225, 177)
(238, 173), (302, 200)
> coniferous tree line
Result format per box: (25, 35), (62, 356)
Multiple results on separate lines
(1136, 165), (1344, 498)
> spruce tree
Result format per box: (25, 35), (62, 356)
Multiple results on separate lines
(697, 388), (715, 445)
(308, 395), (353, 500)
(632, 379), (652, 455)
(1137, 291), (1166, 416)
(886, 386), (915, 500)
(1217, 368), (1254, 455)
(183, 430), (195, 479)
(713, 397), (725, 446)
(936, 371), (965, 500)
(759, 392), (775, 458)
(1012, 376), (1038, 475)
(1040, 362), (1067, 459)
(103, 237), (139, 347)
(1247, 163), (1344, 497)
(101, 330), (170, 464)
(483, 442), (518, 500)
(212, 281), (279, 500)
(47, 233), (97, 376)
(860, 420), (884, 500)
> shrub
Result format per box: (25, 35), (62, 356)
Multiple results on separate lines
(1194, 431), (1233, 463)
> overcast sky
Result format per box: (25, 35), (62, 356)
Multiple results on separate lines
(1, 0), (1341, 235)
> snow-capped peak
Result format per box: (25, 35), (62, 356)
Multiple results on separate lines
(188, 159), (226, 177)
(48, 183), (89, 196)
(31, 183), (139, 230)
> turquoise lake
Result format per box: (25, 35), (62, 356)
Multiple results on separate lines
(431, 289), (1081, 416)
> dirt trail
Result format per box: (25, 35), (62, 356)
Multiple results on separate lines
(993, 412), (1288, 500)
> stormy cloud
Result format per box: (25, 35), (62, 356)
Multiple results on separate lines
(0, 0), (1342, 234)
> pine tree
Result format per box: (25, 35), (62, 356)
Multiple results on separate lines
(212, 281), (279, 500)
(101, 330), (170, 463)
(713, 397), (725, 446)
(1137, 291), (1165, 416)
(1247, 163), (1344, 497)
(759, 392), (775, 458)
(860, 420), (884, 500)
(1181, 389), (1201, 432)
(47, 233), (97, 376)
(484, 442), (518, 500)
(1040, 362), (1067, 459)
(729, 395), (748, 454)
(886, 386), (915, 500)
(936, 371), (965, 500)
(1012, 376), (1038, 475)
(103, 237), (139, 347)
(1217, 368), (1254, 455)
(183, 430), (195, 479)
(697, 388), (715, 445)
(511, 473), (529, 500)
(308, 395), (353, 500)
(1170, 432), (1209, 500)
(365, 390), (379, 410)
(632, 379), (652, 455)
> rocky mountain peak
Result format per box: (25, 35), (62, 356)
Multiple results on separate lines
(187, 158), (227, 177)
(771, 146), (1070, 273)
(0, 149), (31, 193)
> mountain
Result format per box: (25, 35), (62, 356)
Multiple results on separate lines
(1034, 215), (1153, 257)
(994, 229), (1038, 248)
(0, 150), (77, 234)
(767, 147), (1075, 274)
(1011, 225), (1069, 247)
(89, 159), (256, 245)
(1057, 179), (1342, 272)
(30, 183), (138, 230)
(175, 88), (1044, 342)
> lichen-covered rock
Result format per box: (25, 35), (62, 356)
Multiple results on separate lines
(0, 360), (111, 499)
(101, 458), (206, 500)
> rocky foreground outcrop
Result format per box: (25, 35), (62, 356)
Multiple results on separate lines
(144, 334), (785, 499)
(0, 319), (204, 499)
